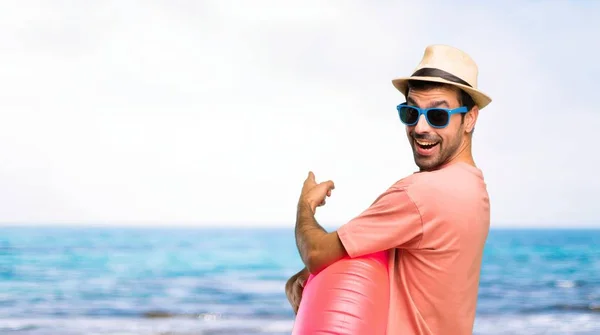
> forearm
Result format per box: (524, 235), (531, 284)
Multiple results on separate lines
(295, 201), (346, 274)
(295, 201), (327, 267)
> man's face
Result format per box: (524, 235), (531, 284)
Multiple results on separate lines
(405, 86), (471, 171)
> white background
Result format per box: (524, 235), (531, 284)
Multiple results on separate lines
(0, 0), (598, 228)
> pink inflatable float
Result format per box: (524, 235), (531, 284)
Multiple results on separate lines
(291, 251), (390, 335)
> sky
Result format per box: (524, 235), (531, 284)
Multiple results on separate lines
(0, 0), (598, 228)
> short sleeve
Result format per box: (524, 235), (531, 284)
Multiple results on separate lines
(336, 187), (423, 258)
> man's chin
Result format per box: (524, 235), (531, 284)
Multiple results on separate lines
(414, 155), (440, 172)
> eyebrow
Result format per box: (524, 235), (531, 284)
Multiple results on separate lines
(407, 97), (450, 109)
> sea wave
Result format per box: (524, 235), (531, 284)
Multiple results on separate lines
(2, 227), (600, 334)
(1, 314), (600, 335)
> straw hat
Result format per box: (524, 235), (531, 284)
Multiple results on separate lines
(391, 45), (492, 109)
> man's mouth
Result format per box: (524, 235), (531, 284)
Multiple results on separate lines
(414, 139), (439, 150)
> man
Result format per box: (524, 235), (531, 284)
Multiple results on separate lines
(286, 44), (492, 334)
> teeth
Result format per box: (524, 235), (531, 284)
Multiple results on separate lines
(415, 140), (436, 146)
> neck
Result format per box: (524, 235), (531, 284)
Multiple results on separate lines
(455, 136), (476, 166)
(442, 136), (476, 169)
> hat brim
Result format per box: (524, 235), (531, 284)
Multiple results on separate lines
(392, 76), (492, 109)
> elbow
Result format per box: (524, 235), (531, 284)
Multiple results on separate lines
(304, 250), (329, 275)
(302, 232), (347, 275)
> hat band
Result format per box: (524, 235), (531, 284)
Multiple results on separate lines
(411, 68), (472, 88)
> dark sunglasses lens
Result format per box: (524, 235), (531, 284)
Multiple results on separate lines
(426, 109), (450, 127)
(399, 106), (419, 125)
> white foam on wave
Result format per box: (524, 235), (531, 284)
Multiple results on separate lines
(259, 320), (295, 332)
(226, 279), (286, 295)
(0, 317), (294, 335)
(474, 313), (600, 334)
(3, 314), (600, 335)
(555, 279), (576, 288)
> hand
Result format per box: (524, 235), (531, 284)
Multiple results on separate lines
(285, 268), (309, 314)
(299, 171), (335, 212)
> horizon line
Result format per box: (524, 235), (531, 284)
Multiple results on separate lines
(0, 222), (598, 230)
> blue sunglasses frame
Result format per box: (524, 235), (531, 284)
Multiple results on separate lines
(396, 103), (468, 128)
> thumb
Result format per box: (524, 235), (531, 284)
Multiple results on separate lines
(308, 171), (315, 182)
(322, 180), (335, 190)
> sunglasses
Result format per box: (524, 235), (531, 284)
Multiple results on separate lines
(396, 103), (468, 128)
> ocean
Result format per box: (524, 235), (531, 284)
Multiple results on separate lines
(0, 226), (599, 334)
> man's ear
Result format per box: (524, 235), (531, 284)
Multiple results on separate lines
(465, 106), (479, 133)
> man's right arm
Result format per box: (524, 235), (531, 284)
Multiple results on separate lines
(285, 267), (309, 314)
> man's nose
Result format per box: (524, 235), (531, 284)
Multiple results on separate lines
(414, 114), (431, 134)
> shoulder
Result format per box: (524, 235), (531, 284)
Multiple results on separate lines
(390, 163), (487, 214)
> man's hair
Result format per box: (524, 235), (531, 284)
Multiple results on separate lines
(405, 68), (477, 114)
(406, 80), (476, 113)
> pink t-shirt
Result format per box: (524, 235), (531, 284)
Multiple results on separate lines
(337, 162), (490, 335)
